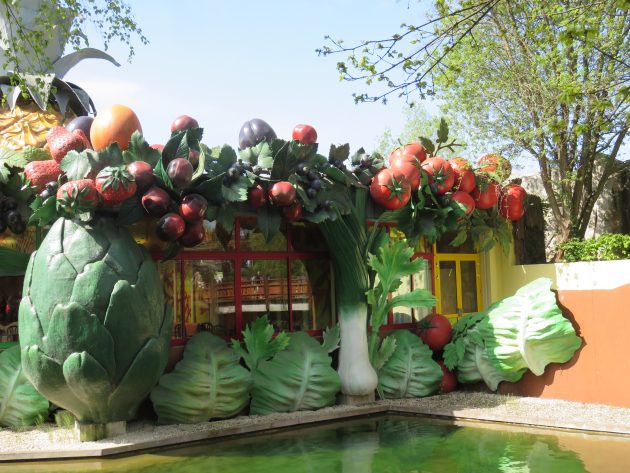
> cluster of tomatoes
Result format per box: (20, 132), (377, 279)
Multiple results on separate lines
(370, 142), (527, 221)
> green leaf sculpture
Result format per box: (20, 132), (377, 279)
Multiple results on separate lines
(377, 330), (442, 399)
(231, 315), (290, 371)
(0, 346), (49, 428)
(150, 332), (252, 424)
(249, 332), (341, 415)
(443, 278), (582, 390)
(18, 217), (172, 425)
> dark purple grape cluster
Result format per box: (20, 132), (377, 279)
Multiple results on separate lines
(0, 192), (26, 235)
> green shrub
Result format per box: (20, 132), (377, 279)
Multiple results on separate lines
(561, 234), (630, 262)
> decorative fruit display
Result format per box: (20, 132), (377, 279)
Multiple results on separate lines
(238, 118), (277, 149)
(179, 194), (208, 222)
(418, 313), (453, 351)
(127, 161), (155, 191)
(421, 157), (455, 195)
(269, 181), (296, 206)
(370, 168), (411, 210)
(56, 179), (99, 214)
(477, 153), (512, 181)
(451, 191), (475, 216)
(179, 220), (205, 247)
(388, 141), (427, 164)
(438, 360), (457, 393)
(95, 166), (137, 207)
(142, 186), (173, 218)
(46, 126), (89, 163)
(389, 153), (421, 190)
(503, 183), (527, 203)
(170, 115), (199, 133)
(248, 184), (267, 209)
(282, 200), (302, 221)
(156, 213), (186, 242)
(0, 195), (26, 234)
(499, 193), (525, 221)
(166, 158), (194, 189)
(23, 160), (61, 192)
(292, 124), (318, 144)
(449, 157), (476, 193)
(472, 180), (500, 209)
(90, 104), (142, 151)
(65, 116), (94, 139)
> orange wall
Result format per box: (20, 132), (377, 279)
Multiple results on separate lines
(499, 283), (630, 407)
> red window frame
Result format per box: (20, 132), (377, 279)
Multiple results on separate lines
(153, 218), (330, 344)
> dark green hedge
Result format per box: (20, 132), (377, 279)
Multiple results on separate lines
(561, 234), (630, 262)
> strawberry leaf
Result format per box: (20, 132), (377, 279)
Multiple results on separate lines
(123, 131), (161, 167)
(0, 148), (27, 183)
(60, 150), (92, 181)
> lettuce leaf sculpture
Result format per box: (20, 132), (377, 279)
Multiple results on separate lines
(18, 217), (172, 425)
(234, 318), (341, 416)
(377, 330), (442, 398)
(443, 278), (581, 390)
(250, 331), (340, 415)
(151, 332), (252, 424)
(0, 345), (49, 428)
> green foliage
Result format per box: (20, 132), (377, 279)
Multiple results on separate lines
(0, 346), (49, 428)
(249, 332), (340, 415)
(231, 315), (290, 372)
(561, 234), (630, 262)
(0, 247), (30, 276)
(0, 148), (27, 184)
(377, 330), (442, 399)
(366, 235), (436, 368)
(18, 217), (172, 424)
(151, 332), (252, 424)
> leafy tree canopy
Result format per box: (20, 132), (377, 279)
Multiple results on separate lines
(321, 0), (629, 256)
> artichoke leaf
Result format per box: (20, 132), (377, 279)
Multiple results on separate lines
(63, 352), (112, 423)
(151, 333), (252, 424)
(377, 330), (442, 399)
(17, 296), (44, 349)
(21, 345), (87, 420)
(109, 335), (171, 422)
(43, 302), (116, 378)
(69, 261), (121, 323)
(0, 346), (49, 428)
(250, 332), (340, 415)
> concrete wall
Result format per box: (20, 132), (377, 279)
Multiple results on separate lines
(486, 253), (630, 407)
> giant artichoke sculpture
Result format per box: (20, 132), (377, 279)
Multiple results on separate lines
(18, 217), (172, 424)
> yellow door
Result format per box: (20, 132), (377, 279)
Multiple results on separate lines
(434, 254), (482, 325)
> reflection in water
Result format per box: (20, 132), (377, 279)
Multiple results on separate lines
(7, 415), (626, 473)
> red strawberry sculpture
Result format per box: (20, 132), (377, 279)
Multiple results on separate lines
(56, 179), (99, 215)
(23, 160), (61, 192)
(46, 126), (89, 163)
(95, 166), (138, 207)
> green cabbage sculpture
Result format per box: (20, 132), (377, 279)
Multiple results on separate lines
(0, 345), (49, 428)
(444, 278), (582, 390)
(250, 332), (341, 415)
(151, 332), (252, 424)
(18, 217), (172, 424)
(377, 330), (442, 399)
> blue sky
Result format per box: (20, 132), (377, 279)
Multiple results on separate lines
(65, 1), (437, 154)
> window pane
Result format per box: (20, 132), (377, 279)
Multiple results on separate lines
(438, 260), (458, 315)
(157, 260), (183, 339)
(392, 275), (414, 324)
(194, 221), (235, 251)
(290, 222), (328, 252)
(241, 260), (289, 332)
(239, 219), (287, 251)
(436, 232), (475, 253)
(291, 259), (333, 331)
(412, 259), (433, 321)
(183, 260), (236, 338)
(460, 261), (479, 313)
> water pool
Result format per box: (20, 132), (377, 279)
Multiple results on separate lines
(3, 415), (629, 473)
